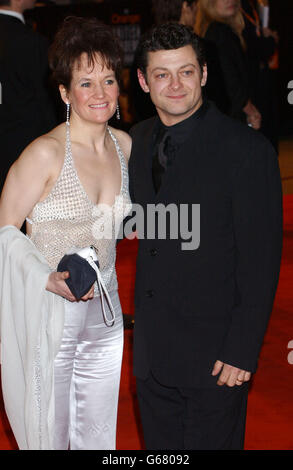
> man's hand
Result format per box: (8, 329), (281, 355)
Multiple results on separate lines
(212, 360), (251, 387)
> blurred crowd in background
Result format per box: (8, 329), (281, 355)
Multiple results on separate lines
(1, 0), (292, 185)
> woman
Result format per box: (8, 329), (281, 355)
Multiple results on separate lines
(195, 0), (261, 129)
(0, 17), (131, 450)
(241, 0), (279, 149)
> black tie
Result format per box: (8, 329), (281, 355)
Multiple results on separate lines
(158, 130), (170, 169)
(152, 130), (170, 193)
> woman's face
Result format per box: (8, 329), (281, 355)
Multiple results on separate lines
(61, 52), (119, 125)
(214, 0), (238, 19)
(182, 1), (198, 28)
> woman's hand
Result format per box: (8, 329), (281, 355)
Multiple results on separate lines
(46, 271), (95, 302)
(46, 271), (77, 301)
(247, 111), (262, 130)
(262, 27), (279, 43)
(243, 100), (262, 130)
(80, 284), (95, 301)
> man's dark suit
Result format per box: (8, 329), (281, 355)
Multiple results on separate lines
(129, 103), (282, 391)
(0, 13), (56, 189)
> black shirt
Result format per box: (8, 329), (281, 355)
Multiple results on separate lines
(152, 101), (209, 192)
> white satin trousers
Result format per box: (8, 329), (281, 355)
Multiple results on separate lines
(53, 290), (123, 450)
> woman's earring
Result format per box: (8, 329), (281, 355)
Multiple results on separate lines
(116, 103), (120, 120)
(66, 102), (70, 125)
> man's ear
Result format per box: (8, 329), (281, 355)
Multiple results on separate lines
(137, 69), (150, 93)
(59, 84), (70, 105)
(201, 64), (208, 87)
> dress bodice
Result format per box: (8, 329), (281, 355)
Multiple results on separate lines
(27, 123), (132, 294)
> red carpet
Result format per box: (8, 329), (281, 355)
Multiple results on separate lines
(1, 195), (293, 450)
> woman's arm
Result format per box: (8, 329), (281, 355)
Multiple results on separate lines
(0, 137), (54, 229)
(0, 137), (86, 302)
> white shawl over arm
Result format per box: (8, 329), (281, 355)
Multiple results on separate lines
(0, 226), (65, 450)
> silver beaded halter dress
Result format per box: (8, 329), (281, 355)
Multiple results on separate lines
(27, 123), (132, 296)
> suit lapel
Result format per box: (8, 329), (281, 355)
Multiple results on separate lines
(133, 117), (158, 203)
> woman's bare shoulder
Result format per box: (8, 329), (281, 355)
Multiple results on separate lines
(20, 124), (65, 164)
(109, 127), (132, 162)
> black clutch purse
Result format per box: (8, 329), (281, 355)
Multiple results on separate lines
(57, 246), (115, 326)
(57, 246), (99, 300)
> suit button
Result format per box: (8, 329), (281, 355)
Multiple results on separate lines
(150, 248), (157, 256)
(146, 289), (154, 298)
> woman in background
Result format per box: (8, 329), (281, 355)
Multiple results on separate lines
(196, 0), (261, 129)
(152, 0), (198, 26)
(241, 0), (279, 149)
(0, 17), (131, 450)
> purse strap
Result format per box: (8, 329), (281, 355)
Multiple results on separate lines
(86, 257), (116, 327)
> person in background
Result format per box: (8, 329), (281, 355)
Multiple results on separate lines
(0, 17), (131, 450)
(241, 0), (279, 151)
(152, 0), (198, 27)
(0, 0), (57, 191)
(195, 0), (261, 129)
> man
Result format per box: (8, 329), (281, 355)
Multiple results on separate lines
(130, 0), (199, 122)
(0, 0), (57, 190)
(128, 23), (282, 450)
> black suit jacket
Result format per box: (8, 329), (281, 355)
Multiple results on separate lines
(0, 14), (57, 187)
(128, 103), (282, 388)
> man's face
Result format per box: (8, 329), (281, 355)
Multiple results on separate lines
(138, 45), (207, 126)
